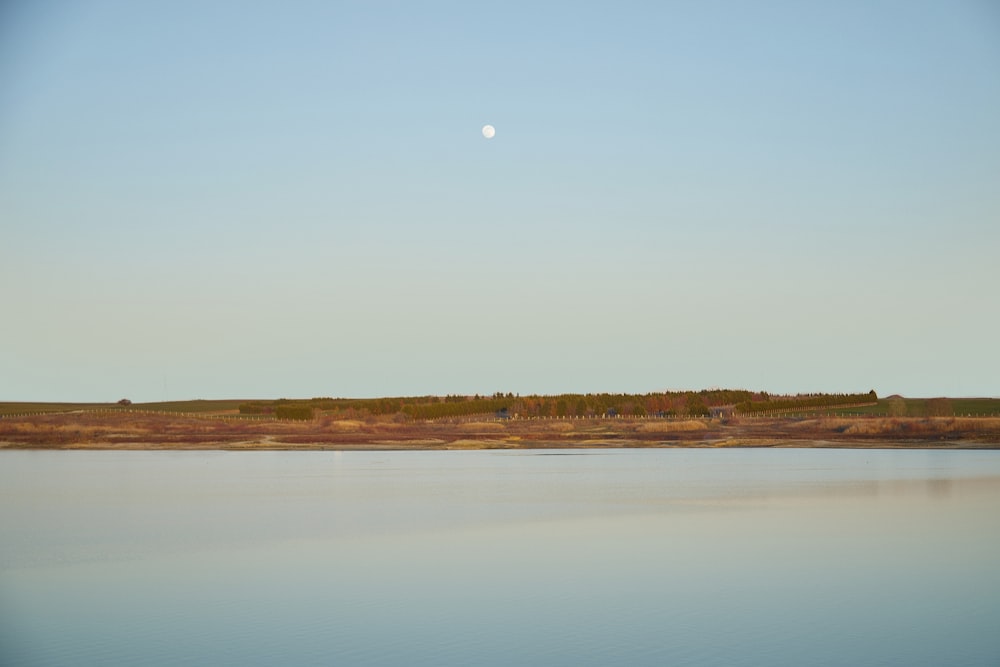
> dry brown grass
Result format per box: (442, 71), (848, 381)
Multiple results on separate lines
(457, 422), (507, 433)
(636, 420), (709, 433)
(953, 417), (1000, 432)
(326, 419), (364, 431)
(2, 412), (998, 449)
(840, 418), (930, 436)
(528, 421), (576, 432)
(786, 417), (1000, 439)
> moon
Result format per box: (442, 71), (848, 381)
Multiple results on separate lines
(482, 124), (495, 139)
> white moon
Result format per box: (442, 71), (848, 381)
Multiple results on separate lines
(482, 124), (495, 139)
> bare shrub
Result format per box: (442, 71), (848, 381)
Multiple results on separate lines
(926, 398), (954, 417)
(887, 397), (907, 417)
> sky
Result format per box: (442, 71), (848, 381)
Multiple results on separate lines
(1, 1), (998, 402)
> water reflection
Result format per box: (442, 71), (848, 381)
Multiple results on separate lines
(926, 477), (952, 497)
(1, 449), (999, 667)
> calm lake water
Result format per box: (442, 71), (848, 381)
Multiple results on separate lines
(1, 449), (999, 666)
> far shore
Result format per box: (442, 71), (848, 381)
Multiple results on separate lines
(2, 411), (999, 450)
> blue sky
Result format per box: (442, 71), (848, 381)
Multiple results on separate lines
(2, 1), (998, 401)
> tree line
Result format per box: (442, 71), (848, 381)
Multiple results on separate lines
(735, 390), (878, 414)
(239, 390), (878, 420)
(239, 390), (736, 420)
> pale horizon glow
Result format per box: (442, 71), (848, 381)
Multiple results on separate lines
(1, 1), (998, 402)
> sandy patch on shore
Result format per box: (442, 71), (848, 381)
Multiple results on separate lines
(712, 437), (778, 447)
(328, 420), (364, 431)
(445, 438), (516, 449)
(372, 439), (448, 446)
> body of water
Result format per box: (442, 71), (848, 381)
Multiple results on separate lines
(1, 448), (998, 666)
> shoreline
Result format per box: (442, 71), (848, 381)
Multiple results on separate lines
(3, 441), (997, 451)
(2, 412), (999, 450)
